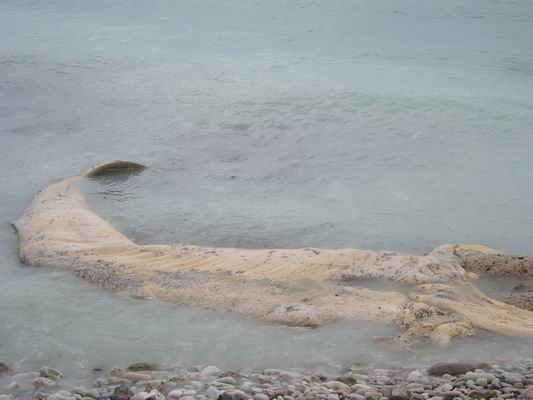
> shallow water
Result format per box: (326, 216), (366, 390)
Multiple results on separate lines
(1, 0), (533, 379)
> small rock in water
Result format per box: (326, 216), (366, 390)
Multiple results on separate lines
(47, 392), (76, 400)
(199, 365), (221, 379)
(217, 376), (237, 385)
(110, 384), (134, 400)
(40, 366), (64, 381)
(0, 362), (8, 375)
(125, 372), (152, 382)
(128, 362), (157, 371)
(327, 381), (351, 391)
(33, 376), (57, 388)
(110, 368), (127, 377)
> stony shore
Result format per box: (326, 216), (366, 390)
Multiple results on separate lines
(1, 361), (533, 400)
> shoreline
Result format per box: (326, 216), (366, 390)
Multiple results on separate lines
(1, 360), (533, 400)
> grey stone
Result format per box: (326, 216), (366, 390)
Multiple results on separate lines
(206, 386), (220, 399)
(476, 377), (488, 387)
(219, 390), (249, 400)
(110, 384), (134, 400)
(464, 372), (496, 382)
(167, 389), (182, 400)
(200, 366), (222, 380)
(33, 376), (57, 388)
(390, 384), (408, 400)
(503, 374), (522, 385)
(218, 376), (238, 385)
(327, 381), (351, 391)
(406, 383), (424, 394)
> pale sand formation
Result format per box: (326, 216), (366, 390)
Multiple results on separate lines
(13, 161), (533, 344)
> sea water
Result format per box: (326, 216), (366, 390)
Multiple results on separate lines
(1, 0), (533, 379)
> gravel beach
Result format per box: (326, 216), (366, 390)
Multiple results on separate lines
(1, 360), (533, 400)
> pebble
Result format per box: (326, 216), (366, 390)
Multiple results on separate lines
(390, 384), (408, 400)
(326, 380), (351, 391)
(130, 392), (150, 400)
(128, 363), (157, 372)
(40, 366), (64, 381)
(125, 372), (152, 382)
(464, 371), (496, 381)
(33, 377), (57, 388)
(503, 373), (522, 384)
(146, 390), (165, 400)
(110, 384), (134, 400)
(110, 368), (127, 377)
(206, 386), (220, 399)
(220, 389), (249, 400)
(218, 376), (238, 385)
(199, 366), (221, 379)
(167, 389), (183, 400)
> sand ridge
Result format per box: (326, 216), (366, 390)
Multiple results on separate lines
(13, 161), (533, 344)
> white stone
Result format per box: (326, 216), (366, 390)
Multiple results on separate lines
(167, 390), (183, 400)
(206, 386), (220, 399)
(200, 366), (221, 379)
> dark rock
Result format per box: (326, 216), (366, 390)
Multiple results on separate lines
(110, 384), (134, 400)
(0, 362), (8, 375)
(468, 389), (499, 399)
(459, 252), (533, 277)
(428, 363), (489, 376)
(127, 362), (157, 371)
(264, 387), (286, 398)
(390, 384), (408, 400)
(219, 390), (249, 400)
(442, 391), (463, 400)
